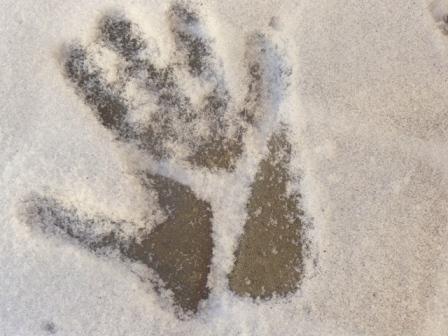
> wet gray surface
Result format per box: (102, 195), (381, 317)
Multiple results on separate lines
(29, 173), (213, 314)
(64, 5), (256, 171)
(229, 129), (304, 298)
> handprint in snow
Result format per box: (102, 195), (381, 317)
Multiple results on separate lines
(24, 2), (307, 317)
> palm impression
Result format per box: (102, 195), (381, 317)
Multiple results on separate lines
(24, 2), (308, 317)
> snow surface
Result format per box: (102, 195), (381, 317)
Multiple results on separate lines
(1, 0), (448, 335)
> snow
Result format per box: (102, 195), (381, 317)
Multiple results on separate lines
(1, 0), (448, 335)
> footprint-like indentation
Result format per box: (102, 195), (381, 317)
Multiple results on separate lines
(23, 2), (307, 317)
(429, 1), (448, 34)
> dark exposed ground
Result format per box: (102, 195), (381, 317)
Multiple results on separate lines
(64, 5), (253, 171)
(30, 173), (213, 314)
(229, 129), (304, 298)
(132, 174), (213, 313)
